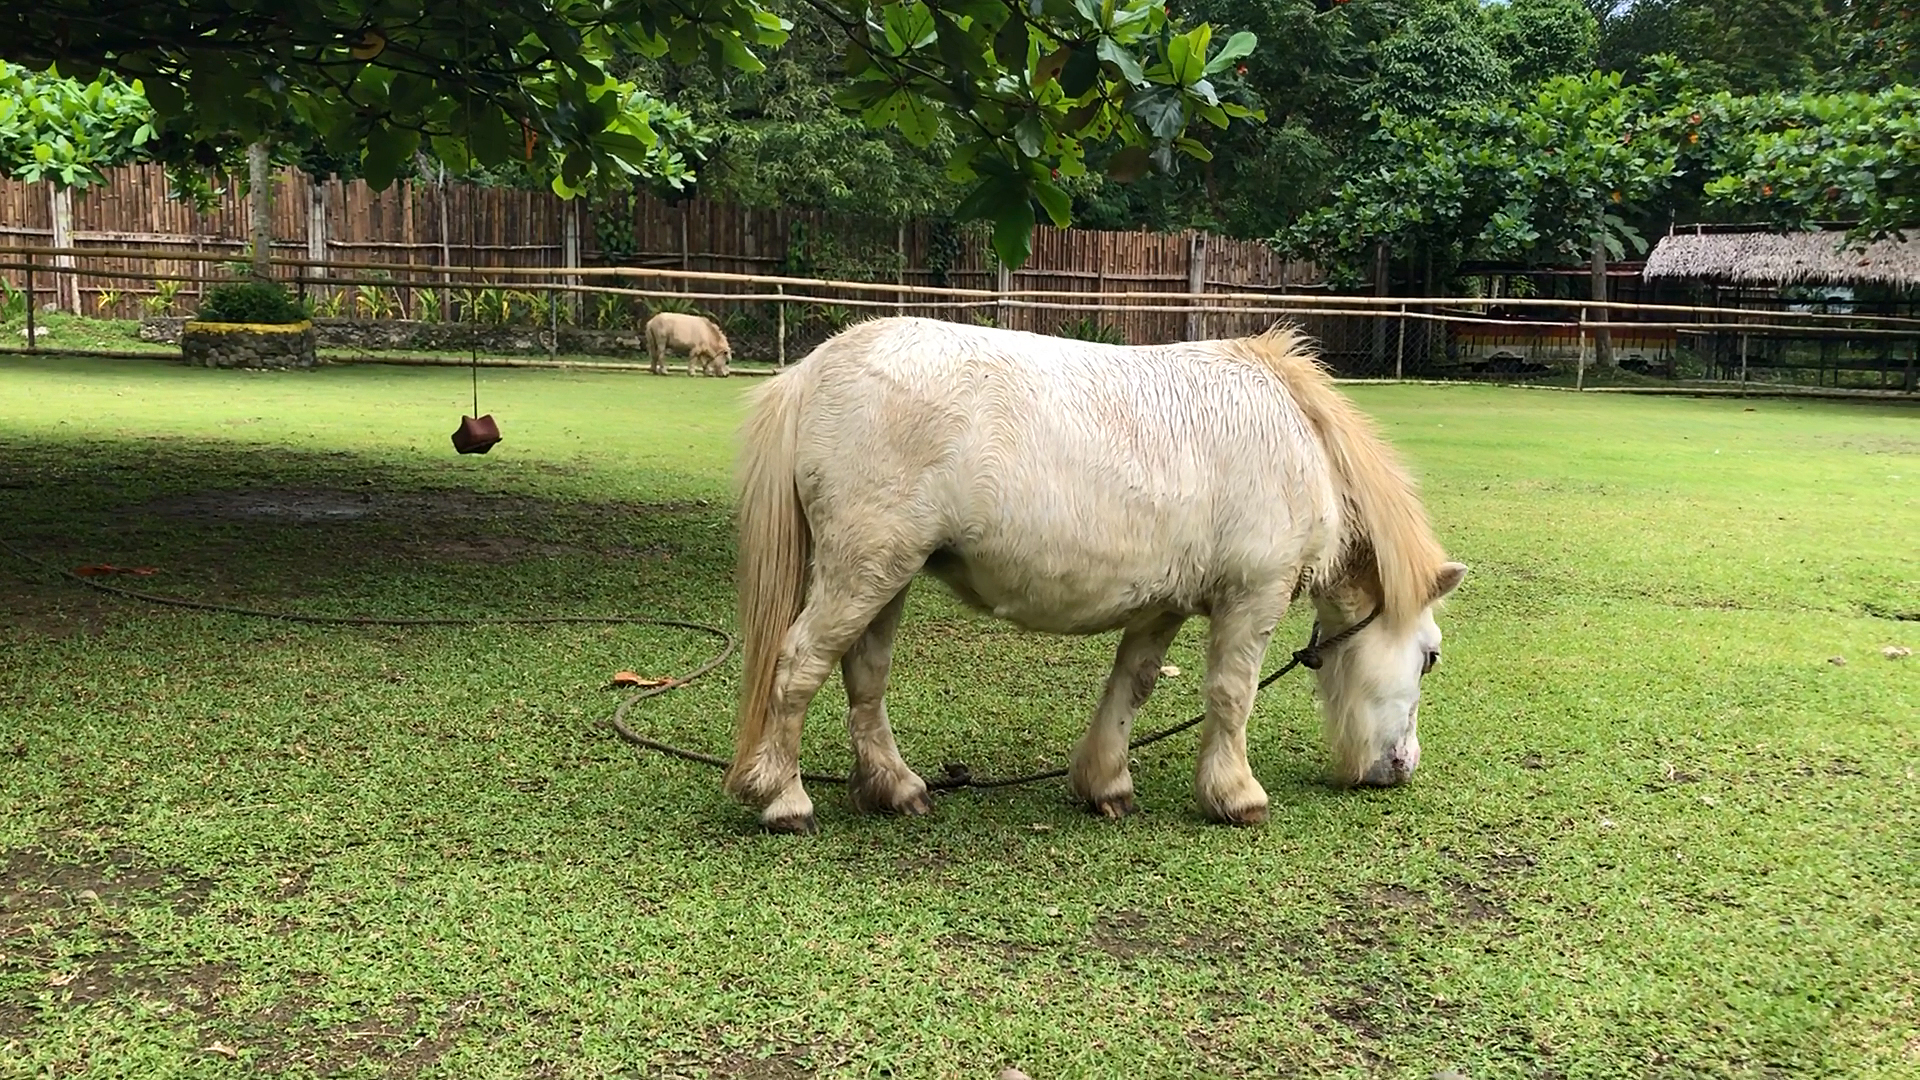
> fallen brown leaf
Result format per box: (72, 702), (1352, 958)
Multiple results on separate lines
(205, 1042), (240, 1059)
(610, 671), (673, 689)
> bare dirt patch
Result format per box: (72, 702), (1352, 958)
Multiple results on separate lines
(0, 580), (124, 639)
(1088, 909), (1259, 962)
(138, 486), (705, 528)
(218, 991), (482, 1078)
(119, 486), (700, 566)
(1, 845), (480, 1076)
(0, 847), (220, 1043)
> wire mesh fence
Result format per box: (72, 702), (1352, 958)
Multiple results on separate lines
(3, 244), (1915, 395)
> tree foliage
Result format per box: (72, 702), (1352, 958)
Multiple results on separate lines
(1669, 83), (1920, 240)
(0, 0), (1266, 267)
(0, 63), (154, 188)
(626, 3), (960, 219)
(1490, 0), (1599, 88)
(1282, 70), (1673, 284)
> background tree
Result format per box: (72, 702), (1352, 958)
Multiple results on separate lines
(1491, 0), (1600, 87)
(625, 2), (959, 219)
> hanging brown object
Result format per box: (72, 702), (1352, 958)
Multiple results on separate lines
(452, 414), (501, 455)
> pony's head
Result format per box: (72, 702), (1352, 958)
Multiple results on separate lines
(1311, 561), (1467, 787)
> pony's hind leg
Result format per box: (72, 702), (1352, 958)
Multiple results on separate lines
(1194, 598), (1286, 825)
(742, 564), (923, 834)
(1070, 612), (1187, 818)
(842, 584), (932, 817)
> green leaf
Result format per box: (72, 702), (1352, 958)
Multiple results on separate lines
(1096, 37), (1145, 86)
(1203, 31), (1257, 76)
(895, 94), (941, 148)
(1126, 85), (1184, 141)
(360, 124), (418, 190)
(1173, 136), (1212, 162)
(1013, 114), (1047, 158)
(994, 16), (1031, 76)
(1059, 48), (1102, 97)
(1032, 177), (1071, 227)
(992, 196), (1035, 269)
(932, 10), (990, 82)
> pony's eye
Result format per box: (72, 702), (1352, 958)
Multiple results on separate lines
(1420, 649), (1440, 676)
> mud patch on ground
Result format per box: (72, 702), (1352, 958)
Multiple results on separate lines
(0, 580), (124, 640)
(1088, 909), (1260, 962)
(213, 990), (482, 1078)
(0, 847), (220, 1043)
(652, 1042), (844, 1080)
(1, 845), (481, 1076)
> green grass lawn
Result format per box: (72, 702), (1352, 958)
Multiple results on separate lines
(1, 355), (1915, 1080)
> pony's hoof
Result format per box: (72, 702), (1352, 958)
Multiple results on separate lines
(1205, 801), (1269, 827)
(1088, 793), (1138, 819)
(762, 811), (819, 835)
(849, 771), (933, 817)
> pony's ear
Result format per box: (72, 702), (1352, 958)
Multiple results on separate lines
(1430, 562), (1468, 604)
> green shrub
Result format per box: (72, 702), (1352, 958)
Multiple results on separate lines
(195, 281), (306, 325)
(1055, 316), (1127, 345)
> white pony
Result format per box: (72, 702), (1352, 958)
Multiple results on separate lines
(725, 316), (1466, 834)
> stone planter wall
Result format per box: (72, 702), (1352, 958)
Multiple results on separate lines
(180, 320), (320, 369)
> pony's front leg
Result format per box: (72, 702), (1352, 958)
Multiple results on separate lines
(1070, 612), (1186, 818)
(1194, 599), (1285, 825)
(842, 586), (930, 816)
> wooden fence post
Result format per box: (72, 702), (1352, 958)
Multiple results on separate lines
(896, 222), (907, 317)
(436, 163), (454, 316)
(1185, 231), (1207, 341)
(49, 183), (78, 313)
(562, 200), (582, 324)
(306, 176), (329, 300)
(1577, 309), (1588, 392)
(776, 283), (786, 368)
(1395, 304), (1407, 381)
(995, 261), (1011, 328)
(24, 253), (36, 351)
(1371, 241), (1389, 371)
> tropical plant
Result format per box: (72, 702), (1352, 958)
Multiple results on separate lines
(414, 290), (442, 323)
(647, 295), (704, 318)
(353, 283), (399, 320)
(0, 278), (26, 323)
(1054, 315), (1128, 344)
(592, 293), (630, 330)
(310, 289), (349, 318)
(141, 279), (187, 316)
(804, 304), (855, 333)
(93, 287), (123, 317)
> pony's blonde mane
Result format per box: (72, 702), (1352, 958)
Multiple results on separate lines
(1234, 324), (1449, 629)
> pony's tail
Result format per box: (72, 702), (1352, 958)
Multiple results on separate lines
(724, 373), (811, 795)
(1247, 326), (1449, 628)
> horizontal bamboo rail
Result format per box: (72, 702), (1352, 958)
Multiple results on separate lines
(3, 243), (1916, 327)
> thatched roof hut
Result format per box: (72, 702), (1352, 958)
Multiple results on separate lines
(1642, 226), (1920, 290)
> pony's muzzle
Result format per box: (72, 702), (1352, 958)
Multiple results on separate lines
(1358, 741), (1420, 787)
